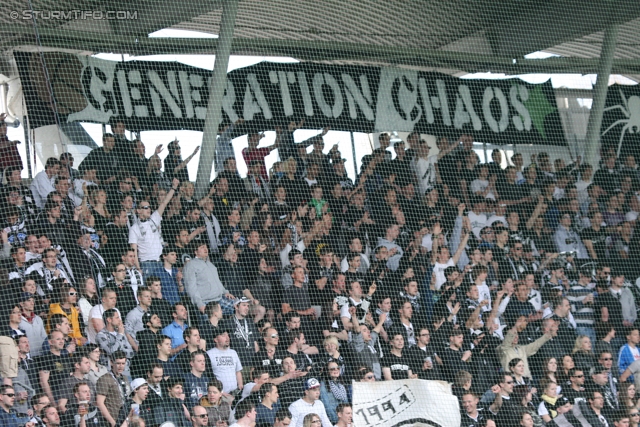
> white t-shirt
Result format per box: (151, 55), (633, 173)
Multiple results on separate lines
(129, 211), (163, 262)
(413, 155), (438, 195)
(471, 179), (497, 200)
(477, 283), (491, 312)
(467, 211), (488, 240)
(87, 304), (121, 343)
(207, 347), (243, 393)
(433, 259), (455, 291)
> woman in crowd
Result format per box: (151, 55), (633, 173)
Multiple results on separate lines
(302, 413), (322, 427)
(47, 284), (85, 345)
(77, 276), (99, 326)
(557, 355), (574, 388)
(537, 380), (560, 424)
(512, 384), (544, 427)
(85, 343), (109, 385)
(356, 366), (376, 382)
(509, 358), (533, 388)
(572, 335), (596, 372)
(88, 187), (110, 231)
(321, 336), (346, 376)
(619, 382), (640, 411)
(320, 360), (350, 424)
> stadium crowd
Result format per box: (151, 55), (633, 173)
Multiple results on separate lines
(1, 116), (640, 427)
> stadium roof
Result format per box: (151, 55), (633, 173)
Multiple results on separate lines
(0, 0), (640, 78)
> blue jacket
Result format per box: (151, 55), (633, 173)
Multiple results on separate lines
(152, 265), (182, 304)
(618, 344), (639, 381)
(319, 381), (350, 424)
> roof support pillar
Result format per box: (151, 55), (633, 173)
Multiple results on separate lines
(584, 25), (618, 166)
(195, 0), (238, 198)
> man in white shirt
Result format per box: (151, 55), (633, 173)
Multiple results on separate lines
(129, 177), (180, 278)
(229, 399), (257, 427)
(87, 288), (120, 343)
(412, 138), (456, 195)
(467, 197), (488, 240)
(30, 157), (60, 209)
(288, 378), (332, 427)
(206, 330), (243, 393)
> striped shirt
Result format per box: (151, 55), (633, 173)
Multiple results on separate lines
(567, 283), (595, 327)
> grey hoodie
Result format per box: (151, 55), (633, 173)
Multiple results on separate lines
(183, 257), (228, 309)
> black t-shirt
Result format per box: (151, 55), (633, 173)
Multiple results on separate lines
(381, 351), (411, 380)
(223, 316), (260, 366)
(278, 378), (305, 408)
(461, 405), (495, 427)
(595, 292), (624, 332)
(36, 351), (70, 400)
(285, 350), (314, 372)
(253, 348), (288, 376)
(580, 227), (608, 259)
(283, 284), (313, 311)
(562, 386), (587, 404)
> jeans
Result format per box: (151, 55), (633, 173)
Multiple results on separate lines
(219, 296), (235, 316)
(141, 260), (162, 280)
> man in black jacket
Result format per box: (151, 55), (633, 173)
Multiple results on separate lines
(154, 377), (190, 427)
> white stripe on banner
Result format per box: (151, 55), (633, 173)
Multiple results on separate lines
(352, 379), (460, 427)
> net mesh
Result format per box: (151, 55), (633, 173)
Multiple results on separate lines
(0, 2), (639, 427)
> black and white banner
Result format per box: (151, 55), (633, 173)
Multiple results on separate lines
(15, 51), (566, 146)
(352, 379), (460, 427)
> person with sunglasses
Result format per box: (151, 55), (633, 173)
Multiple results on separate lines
(129, 178), (180, 278)
(190, 404), (211, 427)
(628, 409), (640, 427)
(47, 285), (86, 346)
(562, 368), (587, 404)
(0, 384), (34, 427)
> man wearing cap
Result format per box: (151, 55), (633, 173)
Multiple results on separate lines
(224, 297), (260, 367)
(130, 311), (162, 379)
(18, 292), (47, 357)
(206, 330), (243, 393)
(288, 378), (332, 427)
(586, 366), (618, 420)
(115, 378), (152, 427)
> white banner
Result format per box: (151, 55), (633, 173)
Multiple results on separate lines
(352, 379), (460, 427)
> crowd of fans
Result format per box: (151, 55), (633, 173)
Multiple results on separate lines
(1, 115), (640, 427)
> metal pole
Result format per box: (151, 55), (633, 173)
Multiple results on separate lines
(584, 25), (618, 165)
(350, 132), (357, 179)
(195, 0), (239, 198)
(22, 115), (32, 179)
